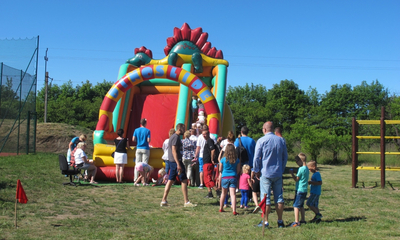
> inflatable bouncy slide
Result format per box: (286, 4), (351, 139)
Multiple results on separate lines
(92, 23), (235, 182)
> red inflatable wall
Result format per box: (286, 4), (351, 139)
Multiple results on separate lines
(128, 94), (178, 148)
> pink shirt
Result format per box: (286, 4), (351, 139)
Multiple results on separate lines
(239, 173), (251, 190)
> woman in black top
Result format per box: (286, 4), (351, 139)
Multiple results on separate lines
(114, 129), (129, 183)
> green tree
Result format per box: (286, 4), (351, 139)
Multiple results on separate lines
(226, 83), (268, 139)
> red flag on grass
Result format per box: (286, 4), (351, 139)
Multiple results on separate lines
(16, 180), (28, 204)
(259, 194), (267, 217)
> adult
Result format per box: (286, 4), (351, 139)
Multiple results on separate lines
(114, 129), (129, 183)
(234, 126), (256, 168)
(194, 125), (215, 189)
(67, 134), (87, 163)
(253, 121), (288, 228)
(74, 142), (97, 184)
(274, 127), (286, 143)
(160, 123), (196, 207)
(202, 129), (221, 198)
(182, 130), (195, 187)
(132, 118), (151, 182)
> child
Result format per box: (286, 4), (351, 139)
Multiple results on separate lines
(191, 96), (198, 122)
(152, 168), (168, 187)
(197, 111), (206, 124)
(307, 161), (323, 222)
(162, 128), (176, 179)
(239, 164), (252, 209)
(219, 144), (241, 215)
(289, 153), (309, 227)
(134, 162), (154, 186)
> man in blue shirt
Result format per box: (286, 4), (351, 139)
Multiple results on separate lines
(234, 126), (256, 168)
(253, 121), (288, 228)
(132, 118), (151, 182)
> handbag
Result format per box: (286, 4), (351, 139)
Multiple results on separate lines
(112, 138), (124, 158)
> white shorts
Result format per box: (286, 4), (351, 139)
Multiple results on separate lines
(114, 152), (127, 165)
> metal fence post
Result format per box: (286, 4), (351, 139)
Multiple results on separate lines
(380, 106), (385, 189)
(26, 111), (30, 155)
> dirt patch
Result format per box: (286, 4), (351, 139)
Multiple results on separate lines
(36, 123), (94, 154)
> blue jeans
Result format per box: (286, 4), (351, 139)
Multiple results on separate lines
(240, 190), (249, 207)
(260, 176), (284, 205)
(293, 191), (307, 208)
(164, 160), (170, 175)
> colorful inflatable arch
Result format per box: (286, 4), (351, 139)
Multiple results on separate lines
(92, 23), (235, 182)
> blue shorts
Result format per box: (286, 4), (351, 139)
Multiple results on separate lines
(306, 193), (320, 208)
(293, 191), (307, 208)
(199, 157), (204, 172)
(168, 161), (187, 182)
(221, 178), (237, 189)
(260, 176), (284, 205)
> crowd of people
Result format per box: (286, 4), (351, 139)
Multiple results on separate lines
(66, 105), (323, 227)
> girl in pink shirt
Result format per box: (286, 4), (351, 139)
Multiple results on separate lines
(239, 164), (252, 208)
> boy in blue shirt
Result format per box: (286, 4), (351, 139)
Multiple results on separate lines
(307, 160), (323, 222)
(289, 153), (309, 227)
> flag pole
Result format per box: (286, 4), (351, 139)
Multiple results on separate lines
(15, 198), (17, 228)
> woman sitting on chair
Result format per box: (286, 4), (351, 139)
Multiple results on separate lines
(74, 142), (98, 184)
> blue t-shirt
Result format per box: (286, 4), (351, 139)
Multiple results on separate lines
(70, 137), (81, 150)
(221, 157), (239, 178)
(133, 127), (151, 150)
(234, 136), (256, 168)
(310, 171), (322, 195)
(296, 165), (309, 193)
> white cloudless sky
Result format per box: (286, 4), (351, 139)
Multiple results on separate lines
(1, 0), (399, 95)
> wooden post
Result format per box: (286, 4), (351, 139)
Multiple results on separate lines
(380, 106), (385, 189)
(14, 199), (17, 228)
(352, 117), (359, 188)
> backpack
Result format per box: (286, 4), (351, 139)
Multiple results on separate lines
(236, 137), (249, 164)
(213, 142), (221, 163)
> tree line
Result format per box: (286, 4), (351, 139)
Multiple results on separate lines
(226, 80), (400, 163)
(17, 78), (398, 163)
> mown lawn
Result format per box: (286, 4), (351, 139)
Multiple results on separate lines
(1, 153), (400, 239)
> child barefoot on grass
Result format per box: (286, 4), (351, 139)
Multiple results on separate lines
(307, 160), (323, 223)
(289, 153), (309, 227)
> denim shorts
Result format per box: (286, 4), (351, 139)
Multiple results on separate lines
(168, 161), (187, 182)
(221, 178), (237, 189)
(260, 176), (284, 205)
(293, 191), (307, 208)
(306, 193), (320, 207)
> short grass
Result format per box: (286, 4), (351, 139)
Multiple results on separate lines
(1, 153), (400, 239)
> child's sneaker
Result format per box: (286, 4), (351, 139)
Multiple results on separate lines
(198, 184), (204, 189)
(160, 201), (169, 207)
(252, 206), (261, 213)
(233, 212), (239, 216)
(290, 222), (301, 227)
(310, 213), (323, 223)
(300, 220), (307, 224)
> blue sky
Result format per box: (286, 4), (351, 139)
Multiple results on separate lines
(1, 0), (399, 96)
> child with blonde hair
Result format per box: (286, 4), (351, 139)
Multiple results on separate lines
(289, 153), (309, 227)
(152, 168), (168, 187)
(307, 161), (323, 222)
(239, 164), (252, 209)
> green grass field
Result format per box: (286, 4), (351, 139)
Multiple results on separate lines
(1, 153), (400, 239)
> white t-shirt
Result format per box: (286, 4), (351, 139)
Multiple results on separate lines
(162, 139), (169, 160)
(74, 148), (87, 165)
(196, 134), (216, 158)
(222, 142), (236, 151)
(220, 139), (229, 149)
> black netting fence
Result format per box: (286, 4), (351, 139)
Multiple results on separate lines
(0, 37), (38, 154)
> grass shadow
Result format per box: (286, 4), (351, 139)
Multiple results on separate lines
(323, 216), (366, 223)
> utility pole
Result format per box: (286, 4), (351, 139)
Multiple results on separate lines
(44, 48), (48, 123)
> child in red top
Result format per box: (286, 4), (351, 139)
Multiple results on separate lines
(239, 164), (252, 208)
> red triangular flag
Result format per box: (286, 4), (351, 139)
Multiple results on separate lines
(259, 194), (267, 217)
(16, 180), (28, 204)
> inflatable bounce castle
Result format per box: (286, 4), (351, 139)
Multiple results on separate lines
(92, 23), (235, 181)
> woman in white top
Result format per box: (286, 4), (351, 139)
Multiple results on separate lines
(74, 142), (98, 184)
